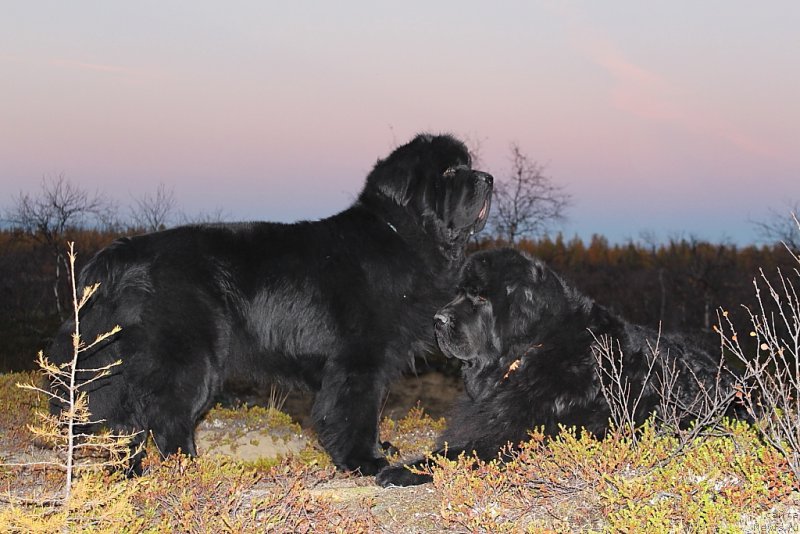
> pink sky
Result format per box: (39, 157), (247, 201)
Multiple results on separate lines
(1, 2), (798, 244)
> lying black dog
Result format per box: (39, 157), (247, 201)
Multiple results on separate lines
(377, 248), (739, 486)
(49, 134), (493, 475)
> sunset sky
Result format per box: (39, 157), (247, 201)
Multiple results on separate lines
(2, 2), (798, 244)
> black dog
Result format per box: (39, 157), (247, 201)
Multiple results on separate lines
(377, 248), (738, 486)
(49, 134), (493, 475)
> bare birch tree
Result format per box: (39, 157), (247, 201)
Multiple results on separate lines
(490, 143), (570, 244)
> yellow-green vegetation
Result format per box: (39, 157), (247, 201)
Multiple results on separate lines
(0, 371), (47, 448)
(197, 402), (327, 471)
(380, 403), (446, 461)
(11, 243), (142, 526)
(295, 439), (334, 470)
(0, 471), (140, 533)
(1, 451), (377, 533)
(0, 377), (377, 533)
(418, 420), (799, 532)
(131, 454), (375, 533)
(205, 402), (301, 436)
(3, 373), (800, 532)
(199, 403), (300, 452)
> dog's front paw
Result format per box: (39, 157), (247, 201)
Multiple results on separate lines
(338, 455), (389, 476)
(375, 463), (432, 487)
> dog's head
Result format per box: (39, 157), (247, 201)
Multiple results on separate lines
(434, 249), (580, 381)
(361, 134), (492, 259)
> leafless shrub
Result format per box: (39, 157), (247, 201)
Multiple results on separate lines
(590, 331), (659, 444)
(717, 216), (800, 479)
(591, 326), (739, 449)
(653, 345), (740, 444)
(10, 242), (141, 507)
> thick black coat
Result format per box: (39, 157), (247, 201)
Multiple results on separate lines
(49, 134), (493, 475)
(377, 248), (738, 486)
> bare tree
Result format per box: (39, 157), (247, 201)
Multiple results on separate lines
(752, 202), (800, 252)
(4, 174), (116, 317)
(178, 207), (230, 225)
(461, 132), (487, 169)
(129, 182), (178, 232)
(490, 143), (570, 244)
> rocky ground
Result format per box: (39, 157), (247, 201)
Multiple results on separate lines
(192, 371), (465, 532)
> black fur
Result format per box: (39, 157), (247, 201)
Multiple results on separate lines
(48, 134), (493, 475)
(377, 248), (738, 486)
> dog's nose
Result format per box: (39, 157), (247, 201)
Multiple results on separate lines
(476, 172), (493, 185)
(434, 313), (450, 326)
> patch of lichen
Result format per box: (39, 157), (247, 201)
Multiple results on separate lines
(203, 403), (301, 436)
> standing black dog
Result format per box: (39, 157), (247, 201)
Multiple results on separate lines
(377, 248), (739, 486)
(48, 134), (493, 475)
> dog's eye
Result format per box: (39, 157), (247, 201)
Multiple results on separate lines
(443, 167), (457, 178)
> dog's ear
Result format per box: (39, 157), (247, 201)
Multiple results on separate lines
(364, 157), (417, 206)
(500, 261), (544, 307)
(362, 135), (440, 207)
(528, 260), (548, 283)
(505, 282), (535, 305)
(505, 260), (563, 329)
(460, 254), (492, 294)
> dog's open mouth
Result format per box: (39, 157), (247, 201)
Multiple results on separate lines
(478, 199), (489, 222)
(469, 198), (491, 235)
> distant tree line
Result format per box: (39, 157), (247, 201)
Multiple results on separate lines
(1, 224), (796, 372)
(474, 234), (797, 338)
(1, 171), (797, 372)
(0, 174), (227, 371)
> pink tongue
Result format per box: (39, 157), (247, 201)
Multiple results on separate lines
(478, 201), (488, 220)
